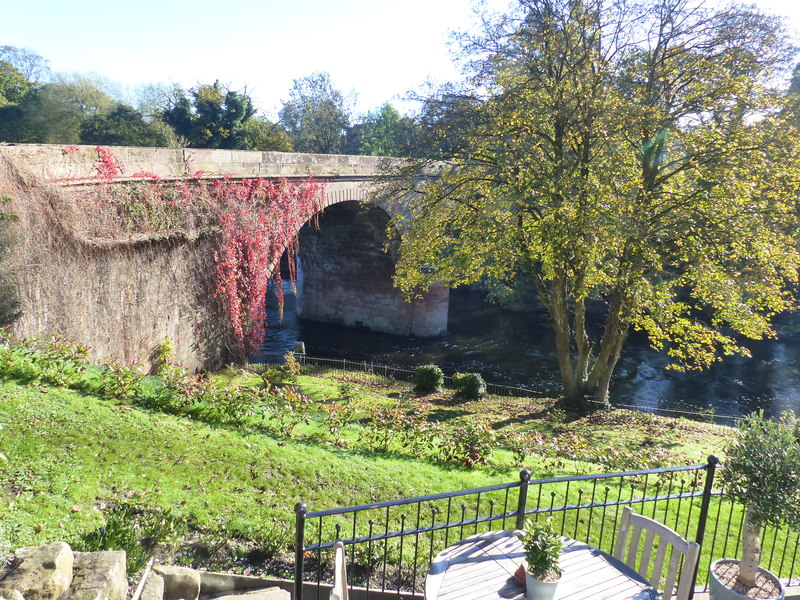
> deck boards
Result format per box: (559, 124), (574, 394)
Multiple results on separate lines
(425, 531), (657, 600)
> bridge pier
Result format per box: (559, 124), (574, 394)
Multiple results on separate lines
(296, 201), (448, 337)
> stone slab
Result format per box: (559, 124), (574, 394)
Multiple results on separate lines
(0, 542), (74, 600)
(140, 574), (164, 600)
(65, 551), (127, 600)
(204, 588), (289, 600)
(153, 565), (201, 600)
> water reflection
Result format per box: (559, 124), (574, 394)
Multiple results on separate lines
(259, 282), (800, 420)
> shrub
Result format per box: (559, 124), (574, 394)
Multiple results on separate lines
(452, 372), (486, 400)
(362, 407), (415, 453)
(437, 417), (497, 467)
(98, 362), (143, 403)
(721, 410), (800, 587)
(150, 337), (175, 376)
(263, 385), (312, 437)
(322, 399), (361, 446)
(414, 364), (444, 394)
(283, 351), (301, 377)
(194, 382), (262, 425)
(35, 336), (88, 387)
(337, 381), (355, 402)
(501, 426), (546, 466)
(147, 362), (199, 414)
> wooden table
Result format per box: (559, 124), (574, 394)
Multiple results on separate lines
(425, 530), (657, 600)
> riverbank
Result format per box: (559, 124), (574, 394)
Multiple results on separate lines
(262, 283), (800, 420)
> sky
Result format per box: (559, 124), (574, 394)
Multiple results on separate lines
(4, 0), (800, 120)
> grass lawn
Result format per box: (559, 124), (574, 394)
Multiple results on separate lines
(0, 361), (734, 579)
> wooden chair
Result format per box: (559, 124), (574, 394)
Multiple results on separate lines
(329, 541), (349, 600)
(613, 506), (700, 600)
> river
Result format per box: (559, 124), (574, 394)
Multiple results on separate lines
(258, 282), (800, 421)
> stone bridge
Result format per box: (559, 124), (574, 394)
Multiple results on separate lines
(0, 144), (447, 370)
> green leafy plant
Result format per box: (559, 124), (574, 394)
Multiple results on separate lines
(361, 406), (429, 453)
(413, 364), (444, 395)
(437, 417), (497, 467)
(452, 372), (486, 401)
(720, 410), (800, 588)
(516, 518), (563, 581)
(34, 336), (88, 387)
(74, 505), (152, 575)
(322, 390), (362, 446)
(98, 362), (143, 403)
(501, 426), (546, 466)
(263, 385), (312, 437)
(283, 351), (301, 378)
(337, 381), (355, 402)
(75, 504), (188, 575)
(151, 337), (175, 376)
(0, 408), (7, 462)
(194, 382), (262, 425)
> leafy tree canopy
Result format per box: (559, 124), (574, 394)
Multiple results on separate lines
(239, 117), (293, 152)
(0, 45), (49, 83)
(355, 103), (419, 157)
(386, 0), (800, 410)
(161, 81), (256, 149)
(0, 61), (31, 106)
(80, 104), (168, 147)
(0, 73), (117, 143)
(279, 71), (352, 154)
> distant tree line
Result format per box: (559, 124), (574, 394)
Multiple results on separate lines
(0, 45), (456, 157)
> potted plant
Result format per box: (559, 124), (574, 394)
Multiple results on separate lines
(710, 410), (800, 600)
(516, 518), (563, 600)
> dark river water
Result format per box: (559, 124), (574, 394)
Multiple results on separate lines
(258, 283), (800, 422)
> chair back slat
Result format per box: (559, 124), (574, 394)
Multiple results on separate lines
(650, 534), (668, 589)
(676, 542), (701, 600)
(641, 529), (657, 582)
(330, 541), (349, 600)
(612, 507), (700, 600)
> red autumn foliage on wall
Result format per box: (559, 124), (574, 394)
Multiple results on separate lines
(76, 147), (324, 356)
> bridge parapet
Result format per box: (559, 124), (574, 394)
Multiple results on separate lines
(0, 144), (390, 181)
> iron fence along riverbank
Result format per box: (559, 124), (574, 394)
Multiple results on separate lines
(254, 353), (741, 426)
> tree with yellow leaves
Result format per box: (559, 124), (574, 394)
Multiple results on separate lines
(387, 0), (800, 410)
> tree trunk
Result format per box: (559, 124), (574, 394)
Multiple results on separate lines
(739, 508), (762, 588)
(574, 297), (591, 383)
(549, 274), (578, 401)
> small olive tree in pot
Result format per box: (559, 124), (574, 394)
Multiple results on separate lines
(711, 410), (800, 600)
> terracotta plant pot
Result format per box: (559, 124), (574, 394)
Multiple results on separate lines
(708, 559), (785, 600)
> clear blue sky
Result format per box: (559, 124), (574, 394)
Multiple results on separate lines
(4, 0), (800, 119)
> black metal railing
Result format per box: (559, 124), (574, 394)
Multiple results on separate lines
(294, 457), (797, 599)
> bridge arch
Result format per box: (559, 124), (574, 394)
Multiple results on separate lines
(295, 201), (448, 337)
